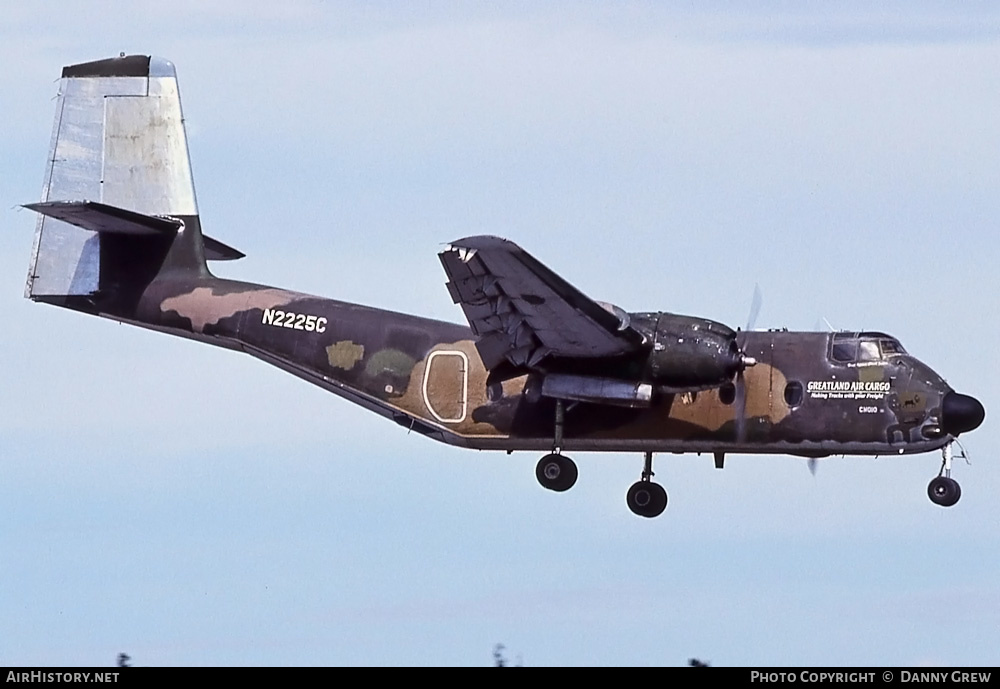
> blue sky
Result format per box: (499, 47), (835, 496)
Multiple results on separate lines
(2, 1), (998, 666)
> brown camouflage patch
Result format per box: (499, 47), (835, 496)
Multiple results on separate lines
(326, 340), (364, 370)
(161, 286), (298, 332)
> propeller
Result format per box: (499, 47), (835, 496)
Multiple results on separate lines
(745, 283), (762, 333)
(812, 316), (836, 332)
(734, 370), (749, 443)
(733, 284), (762, 443)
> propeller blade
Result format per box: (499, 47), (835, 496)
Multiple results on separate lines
(745, 283), (763, 332)
(813, 317), (836, 332)
(734, 370), (747, 443)
(733, 284), (761, 443)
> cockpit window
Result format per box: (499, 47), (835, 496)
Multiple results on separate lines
(857, 340), (881, 362)
(831, 334), (857, 363)
(829, 332), (905, 363)
(879, 339), (906, 356)
(831, 342), (856, 362)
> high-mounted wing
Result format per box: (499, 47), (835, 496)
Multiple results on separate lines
(439, 236), (647, 371)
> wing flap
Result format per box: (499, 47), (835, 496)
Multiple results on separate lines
(440, 236), (646, 370)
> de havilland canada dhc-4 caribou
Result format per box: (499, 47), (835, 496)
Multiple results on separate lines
(23, 55), (985, 517)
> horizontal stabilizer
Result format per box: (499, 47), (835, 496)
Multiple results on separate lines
(202, 236), (245, 261)
(26, 200), (181, 235)
(25, 200), (244, 261)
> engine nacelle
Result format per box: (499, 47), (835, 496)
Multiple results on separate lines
(639, 312), (743, 389)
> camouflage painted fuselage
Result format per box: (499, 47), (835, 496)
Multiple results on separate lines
(25, 55), (977, 468)
(53, 274), (953, 458)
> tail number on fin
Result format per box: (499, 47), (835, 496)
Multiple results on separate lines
(262, 308), (327, 333)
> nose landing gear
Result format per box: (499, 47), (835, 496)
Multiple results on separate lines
(928, 442), (965, 507)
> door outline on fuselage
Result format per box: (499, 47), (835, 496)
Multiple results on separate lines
(421, 350), (469, 424)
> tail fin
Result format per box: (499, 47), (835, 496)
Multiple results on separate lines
(24, 55), (241, 307)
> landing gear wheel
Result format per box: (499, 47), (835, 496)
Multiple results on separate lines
(928, 476), (961, 507)
(626, 481), (668, 518)
(535, 453), (578, 492)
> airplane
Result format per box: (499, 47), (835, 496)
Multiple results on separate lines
(22, 55), (985, 518)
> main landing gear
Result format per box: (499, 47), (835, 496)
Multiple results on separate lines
(626, 451), (667, 518)
(536, 399), (578, 492)
(535, 453), (578, 492)
(533, 448), (669, 518)
(532, 400), (668, 517)
(928, 442), (963, 507)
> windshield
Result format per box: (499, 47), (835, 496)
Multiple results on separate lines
(830, 332), (906, 363)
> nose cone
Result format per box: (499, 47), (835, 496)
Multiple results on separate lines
(941, 392), (985, 435)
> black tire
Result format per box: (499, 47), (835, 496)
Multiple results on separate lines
(927, 476), (961, 507)
(626, 480), (668, 518)
(535, 453), (578, 492)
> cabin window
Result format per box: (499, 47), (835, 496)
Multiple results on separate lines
(784, 381), (804, 407)
(718, 383), (736, 405)
(487, 382), (504, 402)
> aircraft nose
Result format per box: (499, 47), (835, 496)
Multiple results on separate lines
(941, 392), (985, 436)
